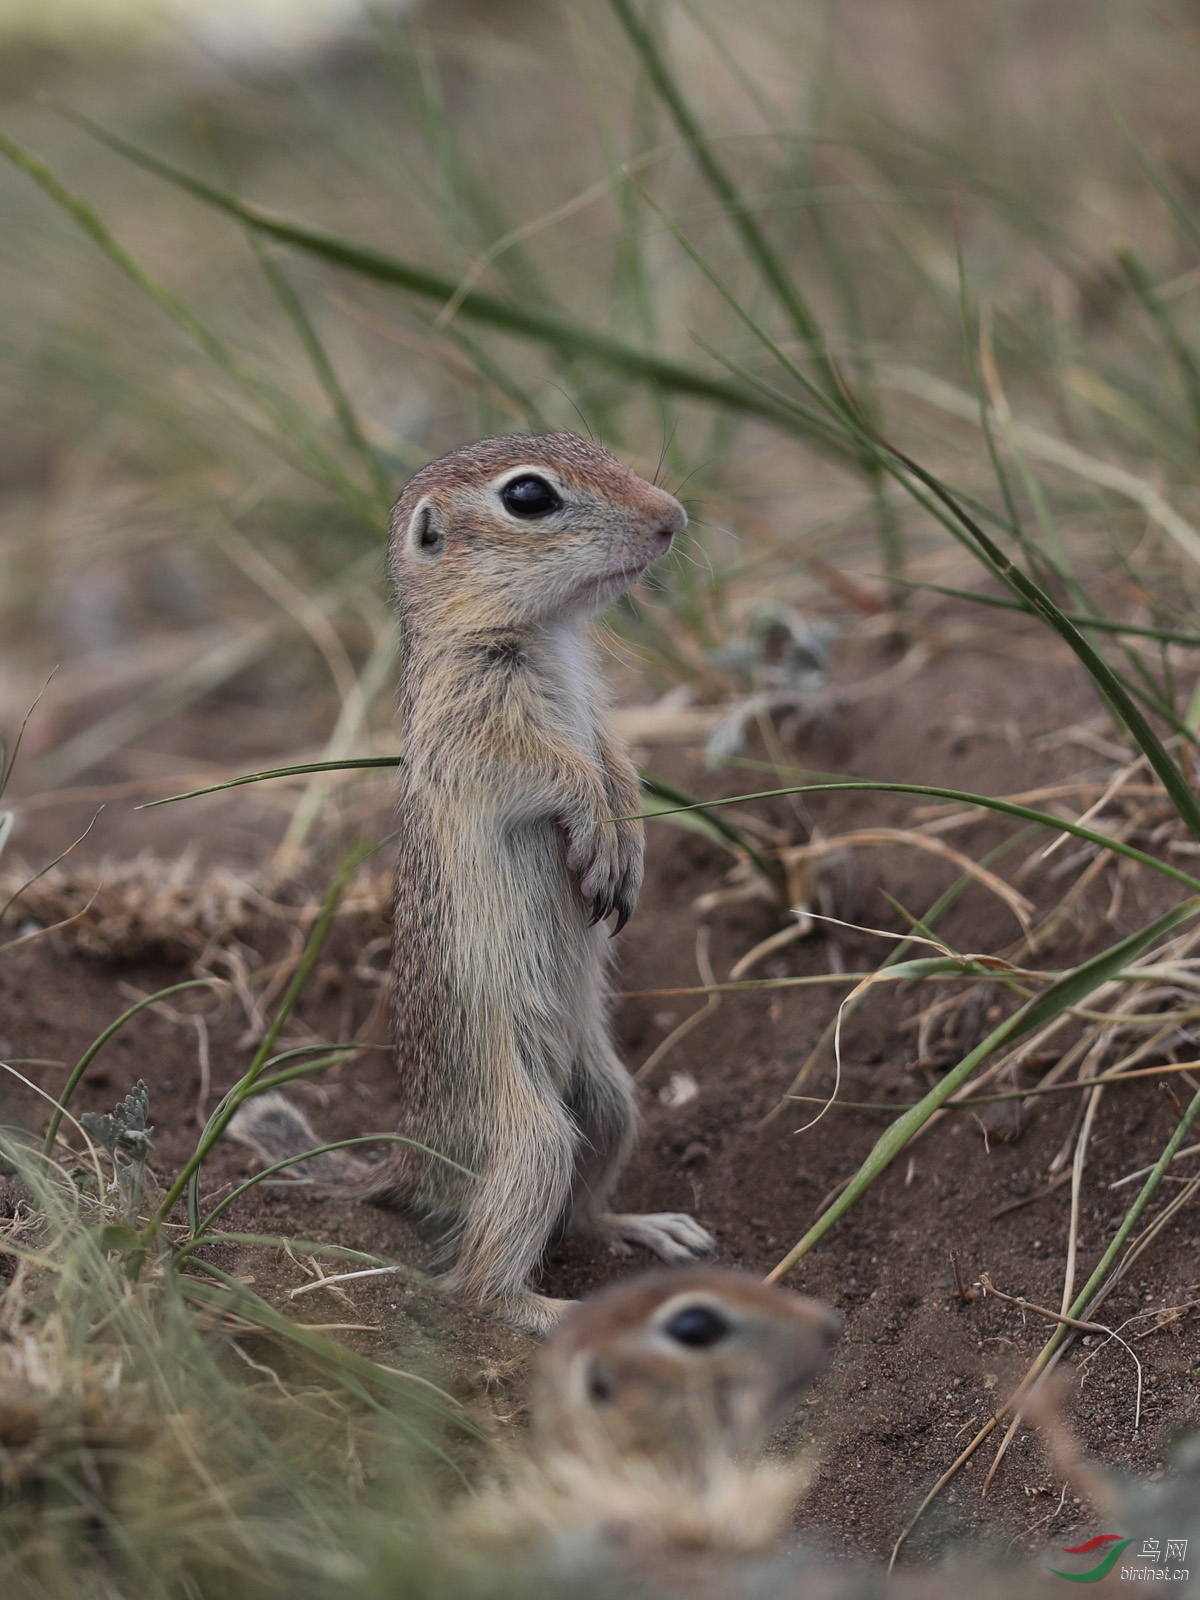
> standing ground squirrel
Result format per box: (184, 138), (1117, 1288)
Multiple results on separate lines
(456, 1266), (842, 1559)
(231, 432), (716, 1332)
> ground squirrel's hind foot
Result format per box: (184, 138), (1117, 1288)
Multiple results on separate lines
(586, 1211), (716, 1263)
(502, 1291), (577, 1337)
(454, 1285), (576, 1337)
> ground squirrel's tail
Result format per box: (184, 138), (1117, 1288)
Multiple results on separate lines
(227, 1091), (379, 1191)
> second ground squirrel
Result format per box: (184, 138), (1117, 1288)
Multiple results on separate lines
(455, 1267), (842, 1559)
(231, 432), (716, 1333)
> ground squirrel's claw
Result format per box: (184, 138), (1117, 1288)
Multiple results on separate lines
(588, 896), (613, 927)
(611, 884), (636, 934)
(589, 1211), (717, 1263)
(574, 825), (624, 928)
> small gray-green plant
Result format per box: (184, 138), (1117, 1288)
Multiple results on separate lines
(78, 1078), (153, 1217)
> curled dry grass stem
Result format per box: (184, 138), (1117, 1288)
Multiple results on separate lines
(889, 1084), (1200, 1565)
(0, 885), (103, 958)
(788, 828), (1034, 930)
(977, 1275), (1145, 1433)
(0, 808), (102, 932)
(766, 895), (1200, 1284)
(621, 953), (1200, 1004)
(621, 956), (1041, 1002)
(758, 828), (1039, 1128)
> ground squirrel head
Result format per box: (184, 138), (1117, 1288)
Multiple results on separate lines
(388, 432), (687, 632)
(530, 1267), (841, 1477)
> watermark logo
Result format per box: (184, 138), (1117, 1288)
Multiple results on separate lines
(1047, 1534), (1190, 1584)
(1048, 1535), (1133, 1583)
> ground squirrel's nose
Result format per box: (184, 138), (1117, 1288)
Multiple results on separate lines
(654, 491), (687, 547)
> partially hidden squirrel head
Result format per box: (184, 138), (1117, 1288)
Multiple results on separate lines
(388, 432), (686, 633)
(530, 1266), (842, 1481)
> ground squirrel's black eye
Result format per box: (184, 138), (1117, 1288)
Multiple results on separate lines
(664, 1304), (730, 1348)
(500, 475), (562, 518)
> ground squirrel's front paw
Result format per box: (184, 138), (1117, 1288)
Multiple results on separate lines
(560, 806), (624, 925)
(591, 1211), (717, 1263)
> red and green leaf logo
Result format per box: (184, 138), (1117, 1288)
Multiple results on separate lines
(1047, 1534), (1133, 1583)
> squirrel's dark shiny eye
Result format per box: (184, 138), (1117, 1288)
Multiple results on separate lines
(500, 475), (562, 518)
(664, 1304), (731, 1348)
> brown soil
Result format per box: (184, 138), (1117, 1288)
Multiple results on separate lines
(2, 607), (1198, 1568)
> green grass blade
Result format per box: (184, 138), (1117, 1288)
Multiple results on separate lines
(42, 980), (218, 1158)
(140, 843), (382, 1251)
(51, 110), (832, 446)
(179, 1266), (483, 1466)
(143, 757), (403, 809)
(767, 895), (1200, 1281)
(613, 0), (903, 580)
(1116, 104), (1200, 256)
(193, 1133), (476, 1238)
(247, 234), (394, 515)
(877, 443), (1200, 837)
(640, 772), (786, 898)
(646, 208), (1200, 815)
(625, 778), (1200, 893)
(879, 576), (1200, 647)
(609, 0), (833, 383)
(1117, 245), (1200, 446)
(0, 128), (381, 525)
(142, 757), (786, 901)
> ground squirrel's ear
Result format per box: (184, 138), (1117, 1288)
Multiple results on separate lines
(403, 496), (446, 559)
